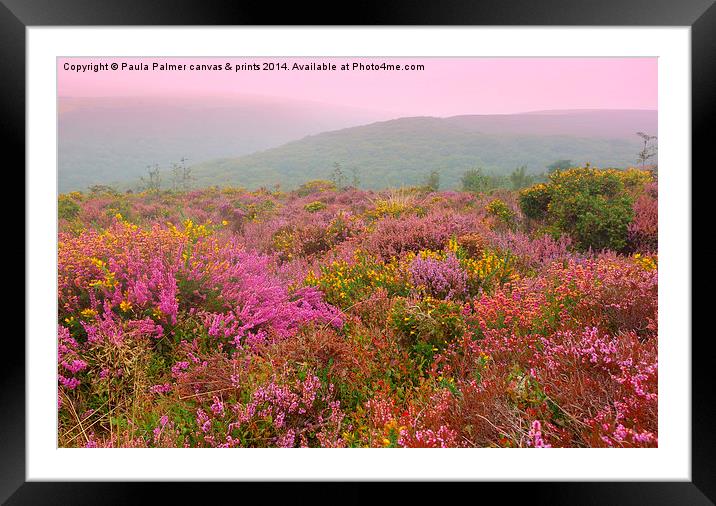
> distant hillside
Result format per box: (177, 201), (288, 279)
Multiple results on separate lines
(188, 110), (657, 190)
(58, 95), (394, 192)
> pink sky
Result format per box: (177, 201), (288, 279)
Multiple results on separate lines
(58, 57), (657, 116)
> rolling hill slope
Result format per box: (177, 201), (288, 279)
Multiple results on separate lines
(58, 95), (394, 192)
(188, 110), (657, 190)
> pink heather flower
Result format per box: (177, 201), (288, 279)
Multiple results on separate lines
(149, 383), (172, 394)
(171, 361), (189, 378)
(399, 426), (458, 448)
(614, 424), (628, 442)
(485, 230), (574, 270)
(633, 431), (656, 444)
(527, 420), (552, 448)
(58, 375), (80, 390)
(409, 253), (467, 300)
(62, 359), (88, 374)
(196, 409), (212, 433)
(210, 396), (225, 417)
(276, 429), (296, 448)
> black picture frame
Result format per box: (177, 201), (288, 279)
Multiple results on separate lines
(6, 0), (711, 503)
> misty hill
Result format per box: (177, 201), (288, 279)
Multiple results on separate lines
(58, 95), (394, 192)
(188, 110), (657, 190)
(447, 109), (656, 138)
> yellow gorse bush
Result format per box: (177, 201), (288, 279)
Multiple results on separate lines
(366, 188), (419, 219)
(404, 249), (446, 262)
(272, 228), (296, 260)
(167, 218), (212, 241)
(306, 250), (409, 307)
(485, 198), (515, 221)
(88, 256), (119, 289)
(372, 199), (410, 218)
(633, 253), (657, 271)
(80, 308), (98, 319)
(547, 168), (653, 198)
(462, 250), (517, 288)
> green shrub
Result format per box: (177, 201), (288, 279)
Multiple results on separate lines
(296, 180), (336, 197)
(105, 198), (133, 221)
(519, 168), (653, 252)
(390, 297), (466, 352)
(485, 198), (516, 228)
(550, 191), (633, 252)
(518, 183), (551, 220)
(58, 195), (81, 220)
(461, 168), (489, 193)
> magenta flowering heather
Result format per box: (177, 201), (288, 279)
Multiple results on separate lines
(171, 361), (190, 378)
(210, 396), (225, 417)
(527, 420), (552, 448)
(58, 179), (658, 448)
(409, 253), (467, 300)
(149, 383), (172, 394)
(62, 359), (88, 374)
(199, 249), (343, 347)
(486, 230), (575, 269)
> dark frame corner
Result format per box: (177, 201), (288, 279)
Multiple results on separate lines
(7, 0), (712, 503)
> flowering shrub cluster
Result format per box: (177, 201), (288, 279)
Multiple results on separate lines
(519, 168), (654, 252)
(58, 169), (657, 448)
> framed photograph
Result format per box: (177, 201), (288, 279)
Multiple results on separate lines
(9, 0), (711, 502)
